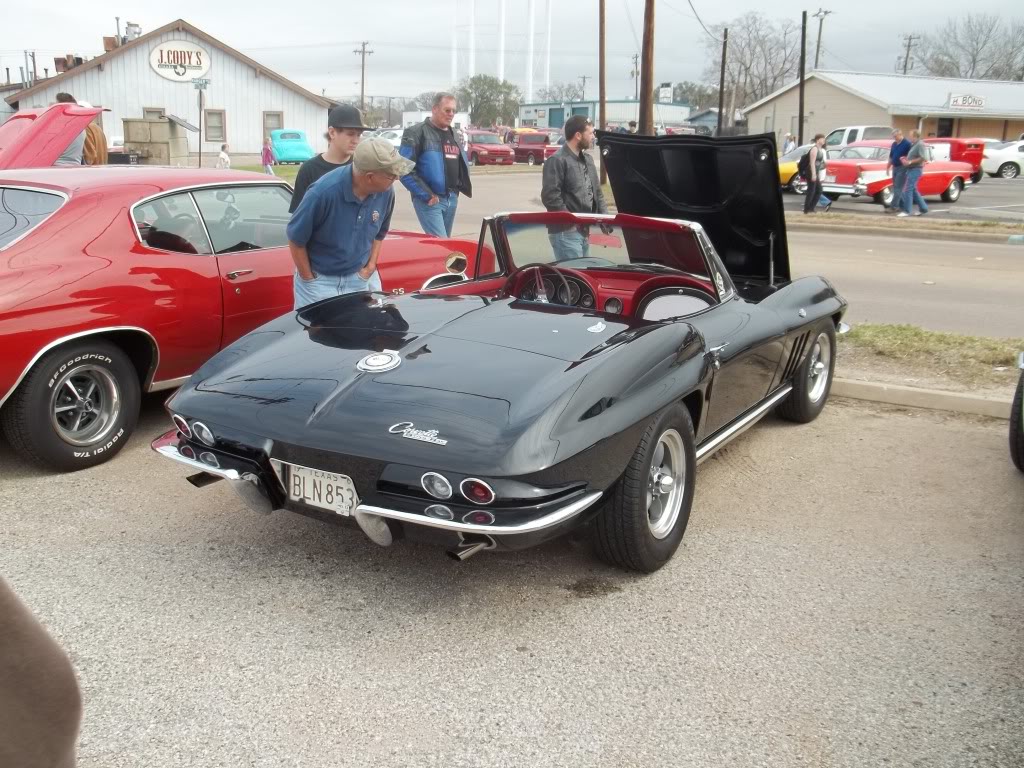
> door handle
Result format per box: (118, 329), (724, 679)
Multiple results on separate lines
(226, 269), (253, 280)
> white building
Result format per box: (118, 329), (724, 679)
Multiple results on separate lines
(4, 19), (334, 156)
(518, 100), (691, 130)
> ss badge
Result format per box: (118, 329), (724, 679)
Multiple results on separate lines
(392, 288), (405, 295)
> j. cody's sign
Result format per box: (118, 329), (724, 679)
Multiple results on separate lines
(150, 40), (211, 82)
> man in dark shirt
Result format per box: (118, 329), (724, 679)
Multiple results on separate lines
(885, 128), (913, 213)
(541, 116), (608, 261)
(289, 104), (368, 213)
(399, 92), (472, 237)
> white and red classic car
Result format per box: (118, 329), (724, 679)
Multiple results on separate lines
(821, 140), (974, 207)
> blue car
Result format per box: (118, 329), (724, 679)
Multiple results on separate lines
(270, 129), (315, 164)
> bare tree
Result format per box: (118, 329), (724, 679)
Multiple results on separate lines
(918, 14), (1024, 80)
(672, 81), (720, 112)
(535, 81), (584, 102)
(412, 91), (439, 109)
(702, 13), (801, 125)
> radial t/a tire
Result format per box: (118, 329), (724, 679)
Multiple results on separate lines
(592, 404), (696, 573)
(1010, 369), (1024, 473)
(1, 340), (141, 471)
(777, 322), (836, 424)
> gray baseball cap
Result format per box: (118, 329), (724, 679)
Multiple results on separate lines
(353, 138), (416, 176)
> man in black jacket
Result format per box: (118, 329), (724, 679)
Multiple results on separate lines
(540, 116), (607, 261)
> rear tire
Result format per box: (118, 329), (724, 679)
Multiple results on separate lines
(471, 153), (479, 166)
(970, 170), (983, 185)
(777, 322), (836, 424)
(1, 340), (141, 471)
(998, 162), (1020, 179)
(527, 153), (537, 166)
(1011, 370), (1024, 473)
(941, 177), (963, 202)
(592, 404), (696, 573)
(874, 186), (894, 206)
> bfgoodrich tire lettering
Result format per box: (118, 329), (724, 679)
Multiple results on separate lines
(1, 340), (141, 471)
(592, 404), (696, 573)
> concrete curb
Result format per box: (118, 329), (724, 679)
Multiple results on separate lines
(786, 221), (1023, 244)
(833, 378), (1011, 419)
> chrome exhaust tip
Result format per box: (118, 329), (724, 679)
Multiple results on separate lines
(446, 541), (489, 561)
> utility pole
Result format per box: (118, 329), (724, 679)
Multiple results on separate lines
(798, 11), (807, 145)
(353, 41), (373, 111)
(30, 51), (37, 82)
(599, 0), (607, 183)
(578, 74), (590, 102)
(901, 34), (919, 75)
(638, 0), (655, 134)
(812, 9), (832, 70)
(630, 53), (640, 102)
(717, 28), (728, 135)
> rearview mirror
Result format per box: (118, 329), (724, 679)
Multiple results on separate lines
(215, 190), (236, 204)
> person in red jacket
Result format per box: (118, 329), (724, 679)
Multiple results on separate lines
(261, 137), (276, 175)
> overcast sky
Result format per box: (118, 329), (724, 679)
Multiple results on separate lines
(1, 1), (1014, 105)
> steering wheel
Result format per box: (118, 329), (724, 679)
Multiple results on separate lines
(503, 262), (573, 305)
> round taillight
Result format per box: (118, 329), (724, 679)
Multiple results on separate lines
(180, 445), (197, 461)
(172, 414), (191, 438)
(192, 421), (215, 447)
(421, 472), (453, 500)
(462, 510), (495, 525)
(460, 478), (495, 505)
(425, 504), (454, 520)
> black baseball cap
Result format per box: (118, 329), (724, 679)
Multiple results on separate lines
(329, 104), (369, 131)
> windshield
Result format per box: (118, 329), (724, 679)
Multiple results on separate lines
(780, 145), (810, 162)
(470, 133), (502, 144)
(501, 220), (711, 280)
(838, 146), (886, 159)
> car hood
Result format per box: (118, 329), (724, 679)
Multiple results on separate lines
(597, 131), (789, 282)
(170, 293), (685, 470)
(0, 104), (103, 169)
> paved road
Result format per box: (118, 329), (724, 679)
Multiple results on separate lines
(2, 400), (1021, 767)
(388, 173), (1024, 337)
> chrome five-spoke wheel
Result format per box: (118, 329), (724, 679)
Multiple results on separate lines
(50, 365), (121, 447)
(647, 428), (686, 539)
(807, 332), (832, 404)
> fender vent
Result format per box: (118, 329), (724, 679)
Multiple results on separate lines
(781, 332), (810, 382)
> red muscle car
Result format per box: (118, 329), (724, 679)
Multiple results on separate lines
(0, 104), (475, 471)
(821, 140), (973, 207)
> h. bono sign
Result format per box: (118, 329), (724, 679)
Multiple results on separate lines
(150, 40), (211, 83)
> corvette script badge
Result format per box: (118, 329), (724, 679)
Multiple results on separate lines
(389, 422), (448, 445)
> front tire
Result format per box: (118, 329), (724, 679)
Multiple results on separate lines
(592, 404), (696, 573)
(941, 177), (963, 202)
(777, 322), (836, 424)
(998, 162), (1020, 179)
(791, 177), (808, 195)
(1, 340), (141, 471)
(1011, 370), (1024, 473)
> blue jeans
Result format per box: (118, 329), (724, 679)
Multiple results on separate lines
(890, 166), (907, 209)
(264, 164), (275, 175)
(548, 228), (590, 261)
(412, 191), (459, 237)
(901, 167), (928, 214)
(293, 269), (382, 310)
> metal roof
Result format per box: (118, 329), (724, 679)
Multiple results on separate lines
(743, 70), (1024, 119)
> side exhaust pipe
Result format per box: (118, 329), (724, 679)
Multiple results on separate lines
(446, 534), (495, 562)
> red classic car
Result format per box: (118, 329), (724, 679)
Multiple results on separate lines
(821, 140), (973, 207)
(925, 137), (985, 185)
(0, 105), (475, 471)
(465, 130), (515, 166)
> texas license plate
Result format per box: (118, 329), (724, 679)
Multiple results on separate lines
(284, 463), (359, 516)
(824, 174), (836, 183)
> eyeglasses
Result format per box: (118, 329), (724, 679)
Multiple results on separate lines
(440, 108), (456, 115)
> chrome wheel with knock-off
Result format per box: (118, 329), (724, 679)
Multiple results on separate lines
(806, 332), (832, 404)
(647, 429), (685, 539)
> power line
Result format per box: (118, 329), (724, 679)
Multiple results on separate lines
(684, 0), (721, 42)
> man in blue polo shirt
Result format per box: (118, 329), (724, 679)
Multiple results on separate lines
(885, 128), (912, 214)
(287, 138), (415, 309)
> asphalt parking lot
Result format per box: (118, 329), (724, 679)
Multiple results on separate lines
(2, 397), (1021, 767)
(781, 177), (1024, 222)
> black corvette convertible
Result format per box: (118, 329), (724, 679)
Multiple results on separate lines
(153, 132), (848, 572)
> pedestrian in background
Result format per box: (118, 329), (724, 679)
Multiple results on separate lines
(541, 116), (607, 261)
(885, 128), (912, 213)
(897, 129), (930, 218)
(81, 104), (108, 166)
(52, 93), (85, 166)
(287, 138), (414, 309)
(290, 104), (368, 213)
(803, 133), (826, 215)
(261, 137), (275, 175)
(216, 143), (231, 169)
(781, 133), (795, 154)
(399, 92), (472, 238)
